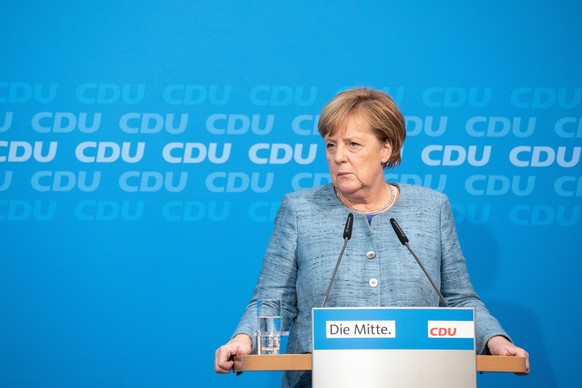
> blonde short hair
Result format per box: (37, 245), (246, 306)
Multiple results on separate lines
(318, 87), (406, 168)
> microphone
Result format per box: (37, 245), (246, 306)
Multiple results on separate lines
(389, 218), (449, 307)
(321, 213), (354, 308)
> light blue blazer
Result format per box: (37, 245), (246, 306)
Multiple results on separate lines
(234, 183), (509, 387)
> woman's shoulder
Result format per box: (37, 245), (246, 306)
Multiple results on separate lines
(398, 183), (448, 200)
(396, 183), (451, 211)
(279, 184), (343, 218)
(283, 184), (335, 203)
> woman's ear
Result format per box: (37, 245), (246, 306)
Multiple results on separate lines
(381, 140), (392, 165)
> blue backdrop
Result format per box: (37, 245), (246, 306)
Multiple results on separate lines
(1, 1), (580, 387)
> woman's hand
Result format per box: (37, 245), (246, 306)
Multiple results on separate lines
(487, 335), (530, 375)
(214, 334), (252, 374)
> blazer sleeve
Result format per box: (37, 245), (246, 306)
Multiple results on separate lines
(232, 194), (299, 351)
(438, 193), (510, 353)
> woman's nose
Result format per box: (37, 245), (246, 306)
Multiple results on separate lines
(334, 145), (347, 163)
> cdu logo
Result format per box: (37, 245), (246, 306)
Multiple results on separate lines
(427, 321), (474, 338)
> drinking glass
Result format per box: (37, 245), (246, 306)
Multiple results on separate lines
(256, 299), (283, 355)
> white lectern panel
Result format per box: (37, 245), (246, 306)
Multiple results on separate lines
(312, 307), (476, 388)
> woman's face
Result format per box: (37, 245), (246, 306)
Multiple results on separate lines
(324, 114), (392, 198)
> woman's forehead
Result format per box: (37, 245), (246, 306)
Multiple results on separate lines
(327, 111), (371, 137)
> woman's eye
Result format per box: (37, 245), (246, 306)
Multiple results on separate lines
(326, 143), (336, 150)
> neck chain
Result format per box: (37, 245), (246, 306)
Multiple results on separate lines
(336, 183), (396, 215)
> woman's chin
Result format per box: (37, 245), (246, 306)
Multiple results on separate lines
(335, 184), (360, 196)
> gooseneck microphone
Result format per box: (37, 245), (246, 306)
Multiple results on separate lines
(321, 213), (354, 308)
(389, 218), (449, 307)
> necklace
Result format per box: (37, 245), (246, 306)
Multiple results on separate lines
(336, 183), (396, 215)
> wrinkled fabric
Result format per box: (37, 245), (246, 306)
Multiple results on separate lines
(234, 183), (508, 387)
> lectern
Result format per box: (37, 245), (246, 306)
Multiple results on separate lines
(234, 307), (527, 387)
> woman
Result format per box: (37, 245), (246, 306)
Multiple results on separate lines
(214, 87), (529, 386)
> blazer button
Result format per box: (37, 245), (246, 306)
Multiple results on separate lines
(369, 278), (379, 287)
(366, 251), (376, 259)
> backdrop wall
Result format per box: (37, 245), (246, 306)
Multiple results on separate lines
(1, 1), (580, 387)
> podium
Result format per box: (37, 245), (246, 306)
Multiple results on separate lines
(234, 307), (527, 387)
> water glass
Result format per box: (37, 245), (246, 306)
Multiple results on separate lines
(256, 299), (282, 355)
